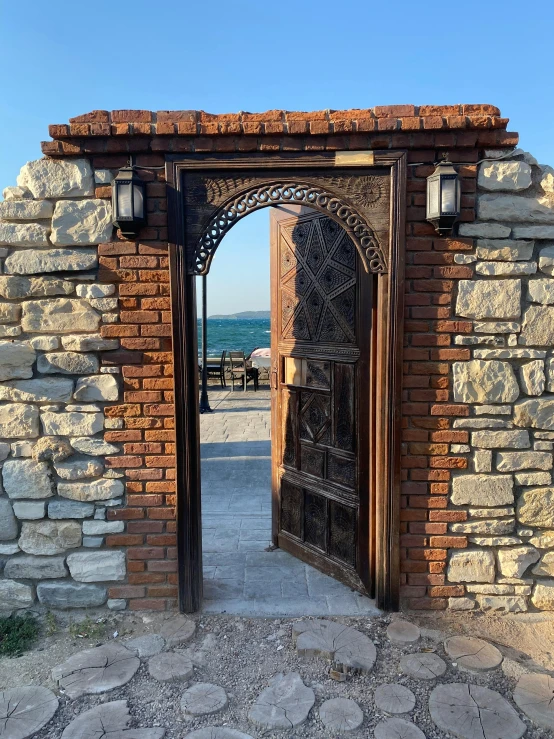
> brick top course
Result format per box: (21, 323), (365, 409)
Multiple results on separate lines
(47, 104), (509, 140)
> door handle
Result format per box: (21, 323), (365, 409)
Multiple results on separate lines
(271, 369), (278, 390)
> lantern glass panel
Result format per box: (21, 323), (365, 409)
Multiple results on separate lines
(427, 177), (440, 219)
(117, 182), (133, 219)
(132, 183), (144, 219)
(441, 177), (458, 214)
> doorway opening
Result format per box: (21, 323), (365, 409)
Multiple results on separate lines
(198, 208), (379, 616)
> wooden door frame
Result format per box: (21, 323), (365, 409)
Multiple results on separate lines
(166, 150), (406, 612)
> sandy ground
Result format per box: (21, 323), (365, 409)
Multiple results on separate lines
(1, 609), (553, 738)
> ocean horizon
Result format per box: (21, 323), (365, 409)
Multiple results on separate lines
(197, 317), (270, 357)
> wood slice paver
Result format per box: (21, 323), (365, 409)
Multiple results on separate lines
(181, 683), (228, 716)
(149, 652), (194, 682)
(429, 683), (526, 739)
(248, 672), (315, 729)
(159, 615), (196, 647)
(374, 717), (426, 739)
(444, 636), (503, 672)
(0, 686), (58, 739)
(386, 620), (421, 646)
(124, 634), (165, 657)
(400, 653), (446, 680)
(52, 643), (140, 699)
(61, 700), (165, 738)
(319, 697), (363, 732)
(513, 672), (554, 731)
(374, 684), (416, 714)
(184, 730), (253, 739)
(292, 619), (376, 674)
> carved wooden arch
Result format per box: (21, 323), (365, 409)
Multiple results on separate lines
(191, 179), (387, 276)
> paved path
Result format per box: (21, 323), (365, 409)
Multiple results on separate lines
(199, 387), (379, 616)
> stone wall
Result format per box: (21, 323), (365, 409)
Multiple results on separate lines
(441, 150), (554, 613)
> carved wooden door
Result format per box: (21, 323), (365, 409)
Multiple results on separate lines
(270, 204), (372, 593)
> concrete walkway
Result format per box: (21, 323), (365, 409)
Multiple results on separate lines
(199, 387), (379, 616)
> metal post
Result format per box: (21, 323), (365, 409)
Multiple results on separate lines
(199, 274), (212, 414)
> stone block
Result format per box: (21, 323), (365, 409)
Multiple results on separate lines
(516, 471), (552, 486)
(54, 457), (104, 480)
(451, 474), (514, 506)
(107, 599), (127, 610)
(471, 430), (530, 449)
(12, 501), (46, 520)
(51, 199), (113, 246)
(19, 520), (81, 555)
(0, 498), (18, 540)
(531, 581), (554, 610)
(0, 223), (49, 247)
(67, 551), (126, 582)
(458, 223), (511, 238)
(4, 248), (98, 275)
(514, 397), (554, 430)
(452, 360), (519, 403)
(476, 262), (536, 276)
(477, 595), (527, 612)
(0, 580), (34, 609)
(497, 451), (553, 471)
(69, 437), (119, 456)
(518, 488), (554, 528)
(474, 405), (512, 415)
(61, 334), (119, 351)
(2, 185), (32, 201)
(456, 279), (521, 319)
(448, 550), (495, 583)
(38, 353), (99, 375)
(519, 360), (545, 396)
(0, 341), (35, 381)
(497, 546), (540, 578)
(0, 303), (21, 324)
(48, 500), (95, 519)
(28, 336), (60, 351)
(514, 226), (554, 239)
(2, 460), (54, 499)
(83, 536), (104, 547)
(37, 581), (106, 608)
(32, 436), (72, 463)
(451, 519), (515, 535)
(5, 555), (67, 579)
(475, 240), (534, 261)
(58, 478), (124, 502)
(74, 375), (119, 402)
(17, 158), (94, 198)
(478, 160), (532, 191)
(0, 378), (73, 403)
(473, 450), (492, 473)
(520, 305), (554, 346)
(22, 298), (100, 334)
(82, 520), (124, 535)
(0, 200), (53, 220)
(448, 597), (476, 610)
(528, 279), (554, 305)
(76, 284), (115, 298)
(41, 411), (103, 436)
(89, 297), (118, 311)
(532, 552), (554, 577)
(473, 321), (520, 333)
(479, 193), (554, 223)
(539, 245), (554, 275)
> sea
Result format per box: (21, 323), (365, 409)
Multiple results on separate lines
(197, 318), (271, 357)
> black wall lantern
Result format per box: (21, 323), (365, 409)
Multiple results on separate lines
(426, 160), (461, 235)
(112, 166), (146, 238)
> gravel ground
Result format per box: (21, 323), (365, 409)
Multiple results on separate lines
(1, 609), (552, 738)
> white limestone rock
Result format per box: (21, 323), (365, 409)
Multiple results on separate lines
(539, 245), (554, 276)
(448, 551), (495, 583)
(497, 451), (552, 471)
(478, 160), (532, 191)
(519, 305), (554, 346)
(48, 500), (95, 519)
(532, 552), (554, 576)
(76, 284), (115, 298)
(61, 333), (118, 351)
(516, 471), (552, 486)
(0, 404), (39, 438)
(18, 158), (94, 198)
(459, 223), (511, 238)
(19, 520), (81, 555)
(532, 581), (554, 610)
(5, 555), (67, 579)
(58, 478), (124, 502)
(452, 360), (519, 403)
(70, 437), (119, 456)
(38, 352), (99, 375)
(0, 200), (53, 220)
(0, 580), (34, 609)
(476, 261), (536, 276)
(448, 597), (476, 610)
(0, 340), (35, 381)
(28, 336), (59, 351)
(0, 498), (18, 540)
(0, 275), (74, 299)
(13, 500), (46, 519)
(497, 546), (540, 578)
(0, 378), (73, 403)
(51, 199), (112, 246)
(479, 193), (554, 223)
(2, 459), (54, 499)
(474, 321), (520, 333)
(471, 430), (530, 449)
(519, 360), (545, 396)
(456, 279), (521, 319)
(451, 474), (513, 506)
(22, 298), (101, 334)
(475, 239), (534, 261)
(2, 185), (32, 201)
(514, 397), (554, 430)
(89, 297), (117, 311)
(54, 457), (104, 480)
(515, 225), (554, 239)
(528, 279), (554, 305)
(518, 488), (554, 528)
(82, 521), (123, 535)
(3, 248), (98, 275)
(41, 411), (103, 436)
(541, 166), (554, 193)
(67, 551), (126, 582)
(0, 222), (49, 246)
(37, 581), (106, 608)
(477, 595), (528, 612)
(74, 375), (119, 402)
(0, 302), (21, 324)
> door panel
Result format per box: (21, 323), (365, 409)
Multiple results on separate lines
(270, 205), (372, 593)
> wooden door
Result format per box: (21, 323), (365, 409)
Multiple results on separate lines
(270, 204), (373, 593)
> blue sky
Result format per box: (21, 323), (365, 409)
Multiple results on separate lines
(1, 0), (552, 313)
